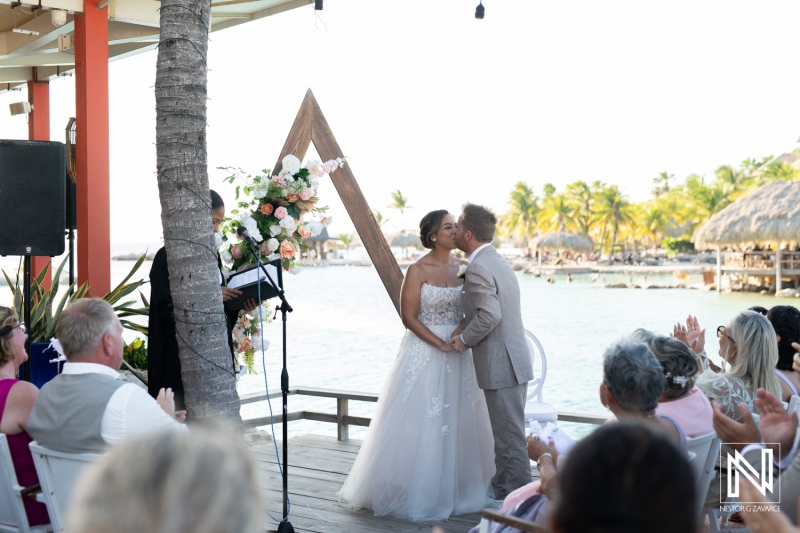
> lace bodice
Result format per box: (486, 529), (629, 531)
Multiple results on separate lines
(695, 369), (753, 422)
(417, 284), (464, 327)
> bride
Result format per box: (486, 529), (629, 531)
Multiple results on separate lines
(338, 210), (495, 521)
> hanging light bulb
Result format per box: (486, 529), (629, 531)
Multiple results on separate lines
(475, 1), (484, 19)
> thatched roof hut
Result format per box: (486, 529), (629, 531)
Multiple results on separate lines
(531, 231), (594, 252)
(389, 231), (422, 249)
(694, 181), (800, 250)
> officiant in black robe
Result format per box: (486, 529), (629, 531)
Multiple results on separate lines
(147, 190), (256, 410)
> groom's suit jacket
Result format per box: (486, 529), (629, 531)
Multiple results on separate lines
(461, 245), (533, 390)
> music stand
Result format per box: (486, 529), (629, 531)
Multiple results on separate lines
(232, 247), (295, 533)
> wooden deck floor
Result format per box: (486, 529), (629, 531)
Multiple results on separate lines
(250, 434), (539, 533)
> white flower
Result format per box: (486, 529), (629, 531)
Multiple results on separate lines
(220, 248), (233, 264)
(289, 264), (303, 275)
(214, 232), (224, 248)
(221, 267), (232, 281)
(279, 216), (297, 232)
(268, 252), (281, 262)
(305, 249), (317, 260)
(306, 220), (324, 237)
(237, 214), (264, 242)
(282, 154), (301, 175)
(269, 224), (282, 237)
(321, 216), (333, 227)
(266, 238), (280, 252)
(457, 264), (468, 279)
(253, 184), (269, 199)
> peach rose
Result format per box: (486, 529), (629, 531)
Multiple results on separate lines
(299, 226), (312, 239)
(260, 203), (274, 216)
(279, 240), (295, 260)
(286, 193), (299, 202)
(274, 206), (288, 220)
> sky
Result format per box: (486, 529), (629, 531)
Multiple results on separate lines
(2, 0), (800, 244)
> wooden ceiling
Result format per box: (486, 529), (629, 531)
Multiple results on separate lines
(0, 0), (311, 92)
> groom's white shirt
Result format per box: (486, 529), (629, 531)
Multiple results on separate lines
(461, 242), (493, 345)
(468, 243), (492, 264)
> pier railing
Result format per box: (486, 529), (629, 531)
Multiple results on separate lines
(240, 387), (608, 441)
(724, 251), (800, 272)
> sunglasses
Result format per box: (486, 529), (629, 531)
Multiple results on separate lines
(716, 325), (735, 343)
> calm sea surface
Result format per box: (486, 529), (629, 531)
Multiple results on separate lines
(0, 252), (778, 441)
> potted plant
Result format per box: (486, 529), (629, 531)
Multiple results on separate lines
(3, 254), (149, 387)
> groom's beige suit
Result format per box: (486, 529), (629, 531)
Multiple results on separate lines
(461, 244), (534, 498)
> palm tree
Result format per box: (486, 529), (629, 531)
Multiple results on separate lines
(541, 192), (573, 232)
(155, 0), (241, 424)
(497, 181), (539, 249)
(651, 171), (674, 199)
(564, 180), (596, 236)
(639, 202), (667, 253)
(685, 174), (730, 221)
(387, 190), (412, 214)
(595, 185), (633, 256)
(372, 210), (390, 232)
(338, 233), (354, 259)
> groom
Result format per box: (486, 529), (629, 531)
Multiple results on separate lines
(452, 203), (534, 501)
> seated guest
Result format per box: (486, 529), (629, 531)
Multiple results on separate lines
(0, 307), (48, 526)
(550, 423), (696, 533)
(696, 310), (781, 422)
(767, 305), (800, 402)
(637, 332), (713, 437)
(501, 340), (685, 520)
(27, 298), (186, 454)
(66, 426), (262, 533)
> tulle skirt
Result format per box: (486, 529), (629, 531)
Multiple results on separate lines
(338, 325), (495, 521)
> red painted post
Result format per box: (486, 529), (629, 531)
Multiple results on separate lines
(27, 74), (53, 291)
(73, 1), (110, 296)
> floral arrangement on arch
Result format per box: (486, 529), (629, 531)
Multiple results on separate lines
(219, 154), (345, 273)
(232, 301), (274, 374)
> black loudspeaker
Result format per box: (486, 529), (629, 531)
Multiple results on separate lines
(0, 140), (66, 256)
(65, 174), (76, 231)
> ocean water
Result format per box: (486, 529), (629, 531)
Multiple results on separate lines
(0, 249), (777, 441)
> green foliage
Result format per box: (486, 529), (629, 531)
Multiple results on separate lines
(3, 254), (149, 343)
(387, 190), (412, 214)
(662, 237), (695, 255)
(123, 337), (148, 370)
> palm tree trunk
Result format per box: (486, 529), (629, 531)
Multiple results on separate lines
(155, 0), (242, 425)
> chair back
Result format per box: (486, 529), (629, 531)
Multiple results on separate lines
(0, 434), (33, 533)
(524, 330), (547, 402)
(29, 442), (102, 533)
(686, 431), (720, 520)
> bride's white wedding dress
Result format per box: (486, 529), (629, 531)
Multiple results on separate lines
(338, 283), (495, 521)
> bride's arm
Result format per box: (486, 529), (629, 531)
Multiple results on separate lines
(401, 265), (455, 352)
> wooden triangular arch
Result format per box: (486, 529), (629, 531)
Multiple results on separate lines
(274, 89), (403, 315)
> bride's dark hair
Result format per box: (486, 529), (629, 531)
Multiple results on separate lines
(419, 210), (449, 249)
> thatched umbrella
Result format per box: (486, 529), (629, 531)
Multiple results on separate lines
(530, 231), (593, 270)
(531, 231), (594, 253)
(389, 230), (422, 258)
(693, 180), (800, 292)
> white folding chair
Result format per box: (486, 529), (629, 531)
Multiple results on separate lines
(0, 435), (51, 533)
(523, 329), (557, 427)
(686, 432), (720, 524)
(787, 394), (800, 415)
(28, 442), (102, 533)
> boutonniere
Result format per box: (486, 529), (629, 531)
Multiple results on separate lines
(457, 264), (467, 280)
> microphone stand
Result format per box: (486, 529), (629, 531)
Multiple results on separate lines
(239, 236), (294, 533)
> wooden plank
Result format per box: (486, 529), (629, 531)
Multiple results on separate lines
(306, 89), (404, 315)
(273, 90), (313, 174)
(243, 410), (305, 428)
(295, 386), (379, 403)
(239, 388), (288, 405)
(557, 411), (607, 425)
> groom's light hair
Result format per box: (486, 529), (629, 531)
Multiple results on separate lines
(461, 203), (496, 243)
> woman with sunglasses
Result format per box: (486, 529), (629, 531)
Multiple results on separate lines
(0, 306), (49, 525)
(695, 310), (781, 422)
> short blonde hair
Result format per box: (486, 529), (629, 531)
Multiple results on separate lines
(56, 298), (118, 361)
(66, 426), (263, 533)
(0, 307), (20, 367)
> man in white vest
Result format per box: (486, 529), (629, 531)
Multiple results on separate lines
(27, 298), (186, 453)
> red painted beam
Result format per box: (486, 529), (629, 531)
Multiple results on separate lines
(74, 2), (110, 296)
(27, 74), (53, 291)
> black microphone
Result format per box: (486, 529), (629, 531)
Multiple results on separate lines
(236, 226), (259, 247)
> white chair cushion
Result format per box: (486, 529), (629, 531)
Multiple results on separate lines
(524, 400), (558, 424)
